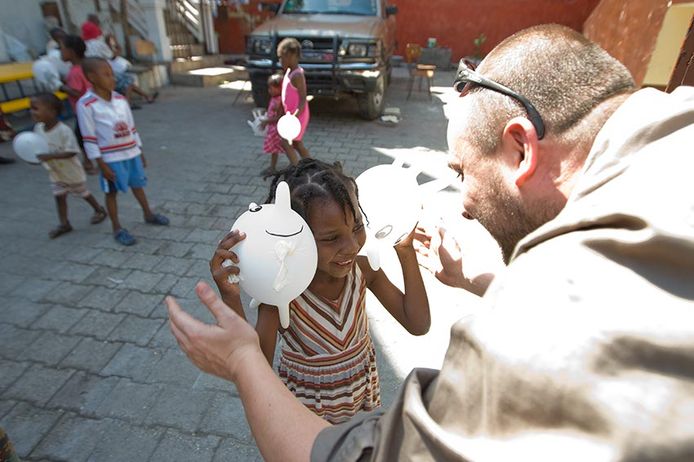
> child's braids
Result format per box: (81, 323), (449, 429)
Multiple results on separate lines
(266, 159), (364, 224)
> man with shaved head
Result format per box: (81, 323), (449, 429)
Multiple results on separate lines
(166, 24), (694, 461)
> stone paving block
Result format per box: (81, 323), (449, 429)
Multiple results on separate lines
(151, 273), (179, 296)
(119, 252), (163, 271)
(50, 261), (98, 283)
(148, 322), (178, 348)
(161, 200), (188, 214)
(199, 392), (252, 441)
(5, 364), (74, 406)
(69, 310), (125, 340)
(113, 291), (165, 317)
(203, 183), (231, 194)
(186, 203), (217, 215)
(31, 413), (110, 462)
(77, 286), (128, 310)
(120, 270), (165, 292)
(213, 438), (262, 462)
(47, 371), (119, 415)
(168, 276), (201, 298)
(87, 419), (164, 462)
(0, 400), (16, 419)
(189, 243), (217, 260)
(156, 241), (194, 258)
(0, 324), (41, 358)
(0, 273), (25, 295)
(185, 259), (209, 278)
(101, 343), (165, 381)
(60, 337), (121, 373)
(145, 387), (214, 430)
(10, 278), (63, 302)
(91, 248), (138, 268)
(193, 373), (239, 395)
(146, 349), (200, 386)
(186, 191), (214, 203)
(0, 360), (29, 393)
(153, 226), (191, 241)
(63, 246), (103, 264)
(0, 402), (63, 458)
(184, 228), (222, 244)
(150, 429), (220, 462)
(19, 331), (82, 366)
(81, 267), (133, 289)
(123, 238), (164, 255)
(1, 297), (51, 328)
(107, 315), (164, 346)
(208, 193), (232, 205)
(40, 282), (93, 305)
(154, 255), (194, 276)
(33, 305), (88, 333)
(185, 215), (218, 228)
(94, 378), (162, 423)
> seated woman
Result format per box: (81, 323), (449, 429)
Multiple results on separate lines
(107, 38), (158, 109)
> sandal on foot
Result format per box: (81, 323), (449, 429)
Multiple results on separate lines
(145, 213), (169, 226)
(90, 207), (107, 224)
(147, 91), (159, 104)
(49, 224), (73, 239)
(114, 228), (136, 246)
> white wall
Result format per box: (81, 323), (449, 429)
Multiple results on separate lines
(0, 0), (47, 57)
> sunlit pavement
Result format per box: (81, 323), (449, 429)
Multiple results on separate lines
(0, 67), (502, 460)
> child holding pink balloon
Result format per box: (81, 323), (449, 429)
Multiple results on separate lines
(210, 158), (430, 424)
(277, 38), (311, 164)
(30, 93), (107, 238)
(260, 73), (285, 177)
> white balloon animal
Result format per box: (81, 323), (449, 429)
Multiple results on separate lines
(356, 160), (449, 271)
(224, 181), (317, 328)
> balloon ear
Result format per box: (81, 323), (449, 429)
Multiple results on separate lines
(278, 303), (290, 329)
(275, 181), (291, 209)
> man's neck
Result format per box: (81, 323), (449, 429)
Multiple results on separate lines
(94, 87), (112, 101)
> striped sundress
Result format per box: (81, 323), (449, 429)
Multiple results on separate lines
(278, 263), (381, 424)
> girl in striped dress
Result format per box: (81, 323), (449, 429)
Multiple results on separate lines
(210, 159), (431, 424)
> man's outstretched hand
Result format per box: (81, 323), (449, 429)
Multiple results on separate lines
(166, 281), (260, 383)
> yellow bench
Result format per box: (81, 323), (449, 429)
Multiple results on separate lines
(0, 91), (68, 114)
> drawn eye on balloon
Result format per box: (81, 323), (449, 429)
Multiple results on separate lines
(356, 159), (450, 271)
(223, 181), (317, 329)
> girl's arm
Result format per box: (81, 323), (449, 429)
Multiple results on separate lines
(209, 230), (248, 320)
(266, 103), (285, 124)
(256, 304), (280, 366)
(359, 231), (431, 336)
(291, 72), (308, 116)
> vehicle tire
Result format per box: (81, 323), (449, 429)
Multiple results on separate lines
(251, 81), (269, 108)
(357, 75), (385, 120)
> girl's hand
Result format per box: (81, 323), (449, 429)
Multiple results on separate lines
(209, 230), (246, 298)
(167, 282), (260, 383)
(394, 224), (419, 249)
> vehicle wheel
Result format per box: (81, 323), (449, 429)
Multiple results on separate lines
(251, 81), (269, 108)
(357, 75), (385, 120)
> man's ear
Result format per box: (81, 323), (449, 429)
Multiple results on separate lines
(501, 116), (540, 188)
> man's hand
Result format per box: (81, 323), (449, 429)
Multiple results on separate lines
(97, 159), (116, 182)
(167, 282), (261, 383)
(141, 154), (148, 168)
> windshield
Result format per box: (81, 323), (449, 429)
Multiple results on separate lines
(281, 0), (378, 15)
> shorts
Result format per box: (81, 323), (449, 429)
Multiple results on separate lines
(52, 181), (90, 197)
(115, 72), (135, 95)
(100, 156), (147, 193)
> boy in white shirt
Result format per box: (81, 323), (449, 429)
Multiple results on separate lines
(31, 93), (107, 238)
(77, 57), (168, 246)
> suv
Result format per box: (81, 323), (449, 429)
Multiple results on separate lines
(246, 0), (398, 120)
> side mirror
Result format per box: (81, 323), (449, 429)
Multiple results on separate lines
(385, 5), (398, 16)
(259, 2), (280, 14)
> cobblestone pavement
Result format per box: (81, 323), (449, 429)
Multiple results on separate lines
(0, 69), (499, 461)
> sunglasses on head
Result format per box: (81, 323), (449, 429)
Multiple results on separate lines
(453, 59), (545, 139)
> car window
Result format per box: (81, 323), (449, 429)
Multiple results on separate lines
(282, 0), (377, 15)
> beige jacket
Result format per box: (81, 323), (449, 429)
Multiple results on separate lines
(312, 87), (694, 461)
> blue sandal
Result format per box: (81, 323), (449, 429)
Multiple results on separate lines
(114, 228), (136, 246)
(145, 213), (169, 226)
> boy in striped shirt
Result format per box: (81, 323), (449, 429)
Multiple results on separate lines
(77, 58), (168, 246)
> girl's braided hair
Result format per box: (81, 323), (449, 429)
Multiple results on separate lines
(266, 158), (364, 224)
